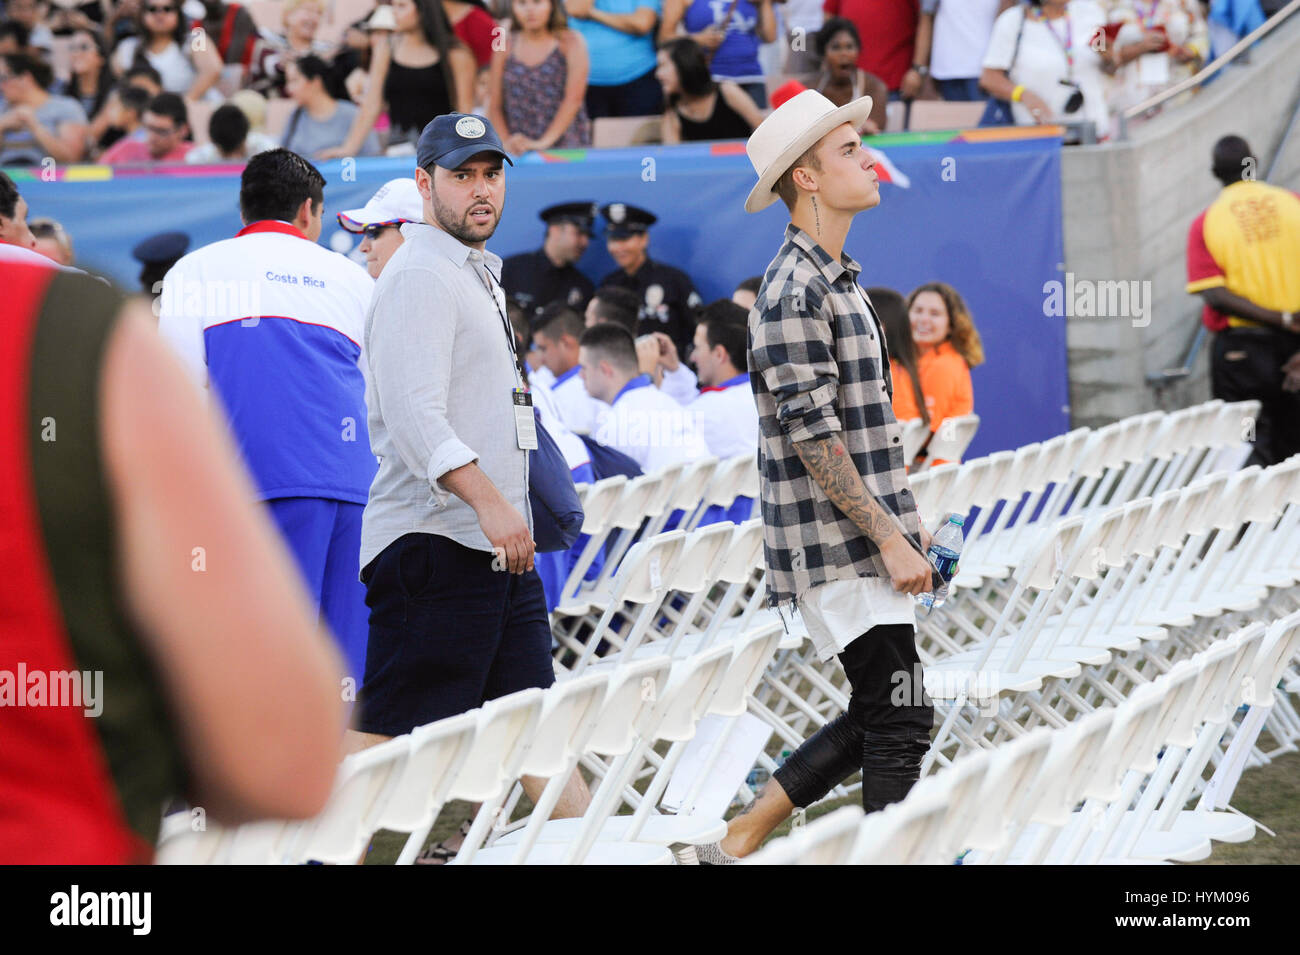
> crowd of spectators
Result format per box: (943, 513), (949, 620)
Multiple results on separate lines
(0, 0), (1287, 167)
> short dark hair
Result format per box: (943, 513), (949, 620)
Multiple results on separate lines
(125, 63), (164, 88)
(579, 322), (639, 374)
(776, 143), (822, 212)
(0, 21), (30, 49)
(293, 53), (331, 84)
(209, 103), (250, 154)
(1212, 135), (1255, 186)
(815, 16), (860, 57)
(2, 51), (52, 90)
(146, 92), (188, 131)
(696, 299), (748, 370)
(117, 82), (150, 116)
(735, 275), (762, 296)
(589, 285), (640, 334)
(661, 37), (715, 102)
(239, 148), (326, 224)
(534, 302), (586, 343)
(0, 170), (19, 220)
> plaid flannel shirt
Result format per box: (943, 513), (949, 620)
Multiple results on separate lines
(748, 223), (925, 607)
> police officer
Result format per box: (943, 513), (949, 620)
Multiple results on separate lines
(596, 202), (702, 361)
(132, 230), (190, 295)
(501, 201), (598, 319)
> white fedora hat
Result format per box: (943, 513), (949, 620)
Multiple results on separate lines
(743, 89), (874, 214)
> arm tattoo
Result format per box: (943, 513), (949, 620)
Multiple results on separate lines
(793, 435), (900, 547)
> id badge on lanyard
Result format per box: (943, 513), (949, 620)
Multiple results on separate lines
(478, 261), (538, 451)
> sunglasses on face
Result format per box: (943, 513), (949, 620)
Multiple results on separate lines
(362, 223), (398, 239)
(145, 4), (176, 13)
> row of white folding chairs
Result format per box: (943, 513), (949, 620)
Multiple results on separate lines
(921, 457), (1300, 770)
(911, 399), (1258, 596)
(748, 614), (1300, 864)
(752, 454), (1300, 787)
(555, 451), (757, 618)
(551, 518), (785, 676)
(155, 622), (785, 865)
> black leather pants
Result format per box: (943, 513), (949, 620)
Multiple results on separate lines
(772, 623), (934, 813)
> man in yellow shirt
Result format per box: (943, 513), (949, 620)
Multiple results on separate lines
(1186, 135), (1300, 465)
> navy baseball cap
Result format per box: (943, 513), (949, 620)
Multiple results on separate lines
(416, 113), (514, 172)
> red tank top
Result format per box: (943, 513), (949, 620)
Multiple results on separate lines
(0, 262), (149, 863)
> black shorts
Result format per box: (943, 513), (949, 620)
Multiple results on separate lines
(356, 533), (555, 737)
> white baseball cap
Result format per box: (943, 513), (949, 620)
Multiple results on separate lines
(336, 178), (424, 233)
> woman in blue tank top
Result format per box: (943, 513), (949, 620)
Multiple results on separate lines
(659, 0), (776, 108)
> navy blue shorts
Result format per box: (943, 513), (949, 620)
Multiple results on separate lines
(356, 533), (555, 737)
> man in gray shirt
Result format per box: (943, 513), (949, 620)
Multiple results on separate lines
(351, 115), (588, 861)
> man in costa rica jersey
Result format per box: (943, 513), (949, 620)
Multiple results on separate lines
(157, 149), (376, 683)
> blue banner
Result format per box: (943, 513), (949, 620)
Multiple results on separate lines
(14, 131), (1066, 457)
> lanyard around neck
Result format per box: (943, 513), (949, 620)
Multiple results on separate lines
(472, 257), (527, 390)
(1034, 7), (1074, 75)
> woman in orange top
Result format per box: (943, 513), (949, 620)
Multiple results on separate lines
(907, 281), (984, 435)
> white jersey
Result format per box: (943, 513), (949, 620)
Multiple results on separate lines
(659, 364), (699, 406)
(532, 382), (592, 473)
(550, 365), (607, 435)
(594, 375), (709, 473)
(692, 373), (758, 460)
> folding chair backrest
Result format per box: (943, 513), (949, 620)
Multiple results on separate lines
(1122, 411), (1166, 464)
(703, 452), (755, 507)
(612, 531), (687, 605)
(934, 460), (979, 517)
(745, 806), (864, 865)
(925, 413), (979, 464)
(1005, 441), (1043, 496)
(1087, 679), (1168, 802)
(291, 735), (411, 864)
(225, 818), (297, 865)
(1247, 612), (1300, 708)
(1046, 427), (1093, 486)
(707, 622), (785, 717)
(1185, 472), (1231, 535)
(852, 773), (955, 864)
(966, 727), (1054, 851)
(382, 710), (479, 833)
(1240, 462), (1290, 523)
(715, 519), (765, 585)
(1075, 421), (1125, 479)
(650, 645), (733, 742)
(1207, 467), (1261, 530)
(916, 462), (961, 519)
(930, 749), (995, 860)
(155, 813), (230, 865)
(608, 474), (664, 530)
(1015, 515), (1087, 590)
(1029, 707), (1116, 827)
(1155, 654), (1223, 753)
(1131, 488), (1182, 557)
(1121, 674), (1189, 776)
(667, 521), (736, 594)
(967, 451), (1017, 509)
(902, 418), (929, 463)
(578, 476), (629, 534)
(668, 457), (719, 513)
(1215, 400), (1258, 449)
(640, 462), (688, 519)
(449, 688), (545, 804)
(516, 671), (612, 778)
(1206, 623), (1266, 722)
(588, 655), (675, 755)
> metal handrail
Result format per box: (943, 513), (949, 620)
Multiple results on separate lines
(1116, 0), (1300, 140)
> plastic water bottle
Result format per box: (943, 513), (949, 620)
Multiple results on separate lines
(917, 515), (965, 614)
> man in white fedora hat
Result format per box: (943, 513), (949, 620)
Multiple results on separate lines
(698, 89), (942, 863)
